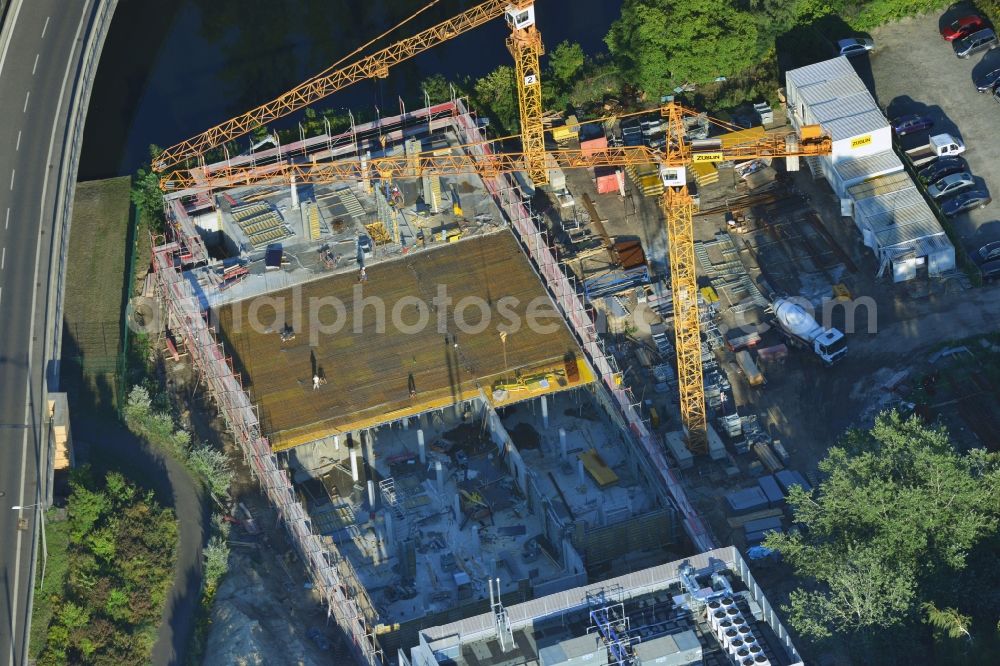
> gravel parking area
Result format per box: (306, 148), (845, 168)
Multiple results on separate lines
(868, 8), (1000, 255)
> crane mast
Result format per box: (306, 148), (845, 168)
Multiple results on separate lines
(505, 4), (547, 185)
(155, 0), (831, 455)
(660, 102), (707, 449)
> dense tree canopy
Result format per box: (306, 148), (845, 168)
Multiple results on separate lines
(130, 146), (165, 232)
(605, 0), (759, 97)
(766, 412), (1000, 649)
(548, 41), (586, 86)
(472, 65), (520, 134)
(39, 470), (177, 665)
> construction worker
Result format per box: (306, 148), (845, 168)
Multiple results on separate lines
(313, 375), (321, 390)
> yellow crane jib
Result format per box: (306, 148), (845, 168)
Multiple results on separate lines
(162, 98), (832, 457)
(153, 0), (520, 174)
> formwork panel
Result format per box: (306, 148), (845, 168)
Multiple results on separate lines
(215, 231), (591, 450)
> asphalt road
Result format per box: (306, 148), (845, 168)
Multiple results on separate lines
(0, 1), (95, 664)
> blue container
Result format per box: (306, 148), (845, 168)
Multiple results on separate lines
(775, 469), (812, 495)
(725, 487), (769, 515)
(757, 475), (785, 507)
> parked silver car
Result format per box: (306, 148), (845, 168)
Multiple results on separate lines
(927, 172), (975, 199)
(837, 37), (875, 57)
(953, 29), (998, 58)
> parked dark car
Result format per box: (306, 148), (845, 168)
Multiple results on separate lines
(917, 156), (968, 184)
(977, 240), (1000, 263)
(891, 114), (933, 136)
(974, 67), (1000, 93)
(941, 188), (992, 216)
(979, 258), (1000, 282)
(953, 29), (998, 58)
(941, 15), (985, 41)
(976, 242), (1000, 282)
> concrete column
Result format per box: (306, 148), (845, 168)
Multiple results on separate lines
(541, 395), (549, 429)
(366, 430), (376, 466)
(578, 459), (586, 485)
(402, 417), (409, 430)
(384, 510), (394, 548)
(367, 479), (377, 508)
(290, 174), (300, 210)
(350, 447), (359, 482)
(435, 460), (444, 492)
(418, 429), (426, 463)
(559, 428), (567, 459)
(333, 435), (340, 451)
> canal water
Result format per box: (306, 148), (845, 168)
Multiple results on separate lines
(80, 0), (624, 180)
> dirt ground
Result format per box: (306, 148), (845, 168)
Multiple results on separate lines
(543, 117), (1000, 555)
(160, 354), (351, 665)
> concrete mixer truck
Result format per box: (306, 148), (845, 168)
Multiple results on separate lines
(772, 298), (847, 365)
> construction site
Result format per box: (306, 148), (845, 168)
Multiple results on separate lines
(134, 1), (988, 665)
(153, 91), (720, 662)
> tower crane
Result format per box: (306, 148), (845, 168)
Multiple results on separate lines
(151, 0), (546, 184)
(162, 105), (833, 450)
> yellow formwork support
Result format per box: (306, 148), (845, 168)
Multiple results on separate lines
(507, 25), (547, 186)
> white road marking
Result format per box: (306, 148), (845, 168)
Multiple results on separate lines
(9, 170), (14, 190)
(2, 247), (6, 269)
(41, 16), (50, 39)
(0, 287), (3, 305)
(32, 53), (39, 75)
(23, 90), (29, 112)
(4, 208), (9, 229)
(11, 5), (93, 663)
(0, 0), (25, 80)
(16, 130), (21, 151)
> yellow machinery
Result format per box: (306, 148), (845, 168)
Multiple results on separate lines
(155, 0), (832, 453)
(167, 118), (832, 451)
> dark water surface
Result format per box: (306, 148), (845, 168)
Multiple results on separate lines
(80, 0), (623, 179)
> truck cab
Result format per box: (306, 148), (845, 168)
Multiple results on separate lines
(928, 133), (966, 158)
(814, 329), (847, 365)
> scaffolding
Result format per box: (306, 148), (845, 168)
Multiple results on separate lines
(151, 239), (383, 666)
(151, 98), (713, 665)
(449, 100), (715, 553)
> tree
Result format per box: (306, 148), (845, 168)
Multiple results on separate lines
(766, 411), (1000, 644)
(421, 73), (460, 104)
(471, 65), (520, 134)
(131, 146), (166, 233)
(548, 41), (585, 86)
(923, 602), (973, 642)
(605, 0), (759, 97)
